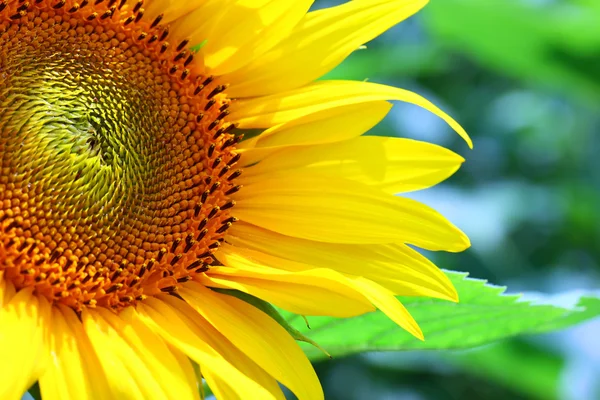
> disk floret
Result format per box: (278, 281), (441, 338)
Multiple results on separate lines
(0, 0), (241, 310)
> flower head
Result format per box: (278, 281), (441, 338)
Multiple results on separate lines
(0, 0), (470, 399)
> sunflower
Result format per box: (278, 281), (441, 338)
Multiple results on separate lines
(0, 0), (471, 399)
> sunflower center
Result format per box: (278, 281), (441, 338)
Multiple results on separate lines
(0, 1), (241, 310)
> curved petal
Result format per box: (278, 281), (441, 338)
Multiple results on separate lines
(0, 287), (50, 400)
(232, 173), (470, 250)
(138, 297), (281, 400)
(144, 0), (207, 24)
(205, 252), (375, 316)
(180, 282), (324, 400)
(204, 254), (423, 340)
(81, 307), (202, 400)
(39, 305), (111, 400)
(157, 295), (286, 400)
(242, 136), (464, 193)
(116, 307), (202, 400)
(166, 344), (203, 400)
(238, 101), (392, 166)
(172, 0), (313, 75)
(220, 226), (458, 301)
(81, 309), (163, 400)
(229, 80), (472, 147)
(226, 0), (427, 97)
(170, 0), (232, 49)
(347, 276), (423, 340)
(204, 0), (314, 75)
(242, 102), (391, 150)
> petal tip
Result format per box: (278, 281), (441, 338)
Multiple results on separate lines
(413, 326), (425, 341)
(450, 230), (471, 253)
(461, 232), (472, 250)
(447, 286), (459, 303)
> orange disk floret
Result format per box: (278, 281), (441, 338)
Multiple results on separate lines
(0, 0), (242, 310)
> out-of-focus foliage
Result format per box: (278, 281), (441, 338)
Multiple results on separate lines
(311, 0), (600, 399)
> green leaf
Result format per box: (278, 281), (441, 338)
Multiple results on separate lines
(280, 272), (600, 361)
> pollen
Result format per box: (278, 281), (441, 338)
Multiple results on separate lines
(0, 0), (241, 310)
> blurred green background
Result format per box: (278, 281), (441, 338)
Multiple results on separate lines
(311, 0), (600, 399)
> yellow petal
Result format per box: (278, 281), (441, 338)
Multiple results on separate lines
(203, 254), (424, 340)
(83, 307), (201, 400)
(180, 282), (324, 400)
(222, 225), (458, 301)
(242, 136), (464, 193)
(81, 309), (158, 400)
(166, 344), (203, 400)
(108, 307), (202, 400)
(238, 101), (392, 166)
(233, 173), (470, 250)
(205, 250), (375, 316)
(144, 0), (207, 25)
(347, 277), (424, 340)
(229, 80), (472, 147)
(226, 0), (427, 97)
(0, 287), (50, 400)
(204, 0), (314, 75)
(169, 0), (230, 49)
(39, 305), (111, 400)
(157, 295), (286, 400)
(138, 297), (281, 400)
(172, 0), (313, 75)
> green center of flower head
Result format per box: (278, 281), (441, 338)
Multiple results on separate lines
(0, 1), (242, 311)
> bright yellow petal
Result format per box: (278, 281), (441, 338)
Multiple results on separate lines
(244, 102), (392, 149)
(229, 80), (472, 147)
(83, 307), (201, 400)
(170, 0), (230, 49)
(242, 136), (464, 193)
(157, 295), (286, 400)
(347, 277), (424, 340)
(226, 0), (427, 97)
(238, 101), (392, 166)
(144, 0), (207, 24)
(221, 225), (458, 301)
(0, 287), (50, 400)
(166, 344), (203, 400)
(109, 307), (202, 400)
(232, 173), (469, 250)
(180, 282), (324, 400)
(172, 0), (313, 75)
(81, 309), (160, 400)
(204, 251), (376, 316)
(202, 256), (423, 340)
(138, 297), (281, 400)
(204, 0), (314, 75)
(39, 305), (111, 400)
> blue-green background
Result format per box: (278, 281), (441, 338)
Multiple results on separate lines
(311, 0), (600, 399)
